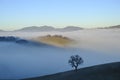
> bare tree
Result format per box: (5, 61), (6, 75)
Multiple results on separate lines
(68, 55), (83, 72)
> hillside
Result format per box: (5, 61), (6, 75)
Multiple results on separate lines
(23, 62), (120, 80)
(32, 35), (74, 47)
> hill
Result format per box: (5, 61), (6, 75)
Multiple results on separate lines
(23, 62), (120, 80)
(0, 36), (53, 47)
(98, 25), (120, 29)
(15, 26), (83, 32)
(106, 25), (120, 29)
(32, 35), (74, 47)
(58, 26), (83, 32)
(0, 30), (4, 32)
(15, 26), (55, 32)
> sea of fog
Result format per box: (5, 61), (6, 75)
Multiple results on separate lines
(0, 29), (120, 79)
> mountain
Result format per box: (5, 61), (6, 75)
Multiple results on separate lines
(58, 26), (83, 32)
(23, 62), (120, 80)
(106, 25), (120, 29)
(98, 25), (120, 29)
(15, 26), (83, 32)
(15, 26), (55, 32)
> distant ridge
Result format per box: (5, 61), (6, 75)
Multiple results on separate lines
(0, 30), (4, 32)
(106, 25), (120, 29)
(15, 26), (55, 32)
(1, 25), (120, 32)
(58, 26), (83, 32)
(15, 26), (83, 32)
(98, 25), (120, 29)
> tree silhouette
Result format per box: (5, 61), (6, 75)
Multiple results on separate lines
(68, 55), (83, 72)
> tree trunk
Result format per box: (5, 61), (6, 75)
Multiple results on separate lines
(75, 66), (77, 72)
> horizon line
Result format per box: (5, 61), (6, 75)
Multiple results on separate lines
(0, 24), (120, 31)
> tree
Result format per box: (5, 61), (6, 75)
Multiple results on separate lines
(68, 55), (83, 72)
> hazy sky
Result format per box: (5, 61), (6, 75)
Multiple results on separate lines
(0, 0), (120, 30)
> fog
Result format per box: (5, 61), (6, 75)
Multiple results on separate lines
(0, 29), (120, 79)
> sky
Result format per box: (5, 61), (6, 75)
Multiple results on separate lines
(0, 0), (120, 30)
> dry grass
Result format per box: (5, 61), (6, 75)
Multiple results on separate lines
(23, 62), (120, 80)
(32, 35), (74, 47)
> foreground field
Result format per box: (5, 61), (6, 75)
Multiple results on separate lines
(24, 62), (120, 80)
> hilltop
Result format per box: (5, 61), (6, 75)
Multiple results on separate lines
(32, 35), (74, 47)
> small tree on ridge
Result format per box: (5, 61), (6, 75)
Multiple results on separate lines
(68, 55), (83, 72)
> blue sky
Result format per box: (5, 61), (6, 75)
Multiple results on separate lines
(0, 0), (120, 30)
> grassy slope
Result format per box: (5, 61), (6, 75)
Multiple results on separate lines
(23, 62), (120, 80)
(32, 35), (74, 47)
